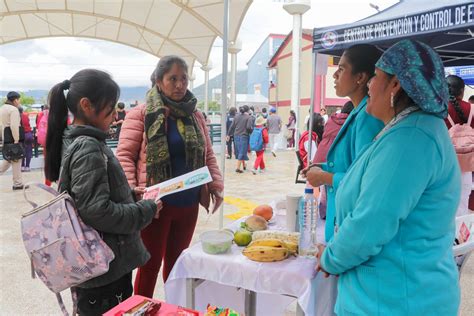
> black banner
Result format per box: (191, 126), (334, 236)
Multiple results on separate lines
(313, 3), (474, 52)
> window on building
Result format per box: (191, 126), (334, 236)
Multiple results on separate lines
(269, 68), (277, 83)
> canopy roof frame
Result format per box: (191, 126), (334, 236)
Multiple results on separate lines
(0, 0), (253, 69)
(1, 9), (201, 58)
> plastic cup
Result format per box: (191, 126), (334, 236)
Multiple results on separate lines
(286, 194), (302, 232)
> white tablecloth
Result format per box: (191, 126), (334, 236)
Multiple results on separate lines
(165, 214), (337, 315)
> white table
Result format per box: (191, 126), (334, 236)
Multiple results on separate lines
(165, 214), (337, 315)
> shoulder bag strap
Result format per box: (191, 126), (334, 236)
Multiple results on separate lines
(23, 182), (59, 208)
(56, 292), (70, 316)
(56, 289), (78, 316)
(447, 113), (456, 127)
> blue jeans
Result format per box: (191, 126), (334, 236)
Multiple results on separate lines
(234, 135), (249, 161)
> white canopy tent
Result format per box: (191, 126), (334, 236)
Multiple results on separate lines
(1, 0), (254, 228)
(0, 0), (252, 68)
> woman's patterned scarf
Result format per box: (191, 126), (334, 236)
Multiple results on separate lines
(145, 87), (205, 186)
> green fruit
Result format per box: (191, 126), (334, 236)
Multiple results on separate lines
(234, 229), (252, 247)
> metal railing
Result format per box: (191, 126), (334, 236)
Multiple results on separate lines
(207, 124), (222, 145)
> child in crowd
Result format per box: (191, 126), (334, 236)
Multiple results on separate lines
(112, 102), (126, 138)
(298, 113), (325, 168)
(19, 107), (33, 172)
(250, 116), (269, 174)
(36, 103), (52, 185)
(45, 69), (162, 315)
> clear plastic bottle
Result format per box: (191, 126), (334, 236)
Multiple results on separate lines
(298, 188), (318, 257)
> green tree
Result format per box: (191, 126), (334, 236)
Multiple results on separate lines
(20, 92), (35, 106)
(197, 100), (221, 112)
(0, 93), (37, 111)
(1, 93), (35, 105)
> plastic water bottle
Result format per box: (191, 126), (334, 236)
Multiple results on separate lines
(299, 188), (318, 257)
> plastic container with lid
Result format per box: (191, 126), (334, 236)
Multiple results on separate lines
(200, 230), (233, 254)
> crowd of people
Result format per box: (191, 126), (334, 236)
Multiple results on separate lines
(224, 101), (328, 176)
(0, 38), (473, 315)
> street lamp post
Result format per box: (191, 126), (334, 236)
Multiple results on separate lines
(283, 0), (310, 146)
(201, 62), (213, 115)
(189, 73), (196, 92)
(229, 39), (242, 110)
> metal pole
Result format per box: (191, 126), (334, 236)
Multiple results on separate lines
(204, 68), (210, 114)
(189, 73), (195, 92)
(291, 13), (302, 146)
(244, 289), (257, 316)
(219, 0), (229, 229)
(230, 52), (237, 108)
(229, 40), (241, 111)
(306, 52), (317, 166)
(284, 1), (310, 146)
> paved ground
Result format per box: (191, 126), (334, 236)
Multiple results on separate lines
(0, 150), (472, 315)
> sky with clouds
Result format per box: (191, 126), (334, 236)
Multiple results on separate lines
(0, 0), (398, 91)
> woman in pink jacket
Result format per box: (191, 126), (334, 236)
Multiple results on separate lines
(116, 56), (224, 298)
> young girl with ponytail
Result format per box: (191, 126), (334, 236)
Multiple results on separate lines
(45, 69), (162, 315)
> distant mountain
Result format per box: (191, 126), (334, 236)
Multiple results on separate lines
(0, 87), (150, 106)
(192, 70), (248, 101)
(117, 86), (149, 105)
(1, 70), (248, 106)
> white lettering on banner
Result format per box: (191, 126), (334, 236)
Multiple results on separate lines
(413, 16), (419, 32)
(339, 4), (472, 45)
(460, 68), (474, 76)
(420, 9), (454, 32)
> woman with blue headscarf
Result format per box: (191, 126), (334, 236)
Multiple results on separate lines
(317, 40), (461, 315)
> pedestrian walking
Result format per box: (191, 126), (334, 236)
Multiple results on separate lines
(267, 107), (282, 157)
(286, 110), (296, 148)
(0, 91), (25, 190)
(228, 105), (254, 173)
(250, 116), (269, 174)
(226, 107), (237, 159)
(19, 107), (33, 171)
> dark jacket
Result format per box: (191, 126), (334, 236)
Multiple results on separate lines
(59, 125), (156, 288)
(228, 113), (254, 137)
(226, 114), (235, 134)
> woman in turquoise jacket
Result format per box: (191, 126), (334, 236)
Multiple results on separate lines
(304, 44), (384, 242)
(318, 40), (461, 315)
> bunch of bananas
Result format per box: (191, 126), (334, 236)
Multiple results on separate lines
(252, 230), (299, 245)
(242, 238), (296, 262)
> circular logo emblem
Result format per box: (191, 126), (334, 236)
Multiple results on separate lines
(321, 31), (337, 49)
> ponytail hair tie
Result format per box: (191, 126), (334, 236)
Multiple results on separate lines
(61, 79), (71, 90)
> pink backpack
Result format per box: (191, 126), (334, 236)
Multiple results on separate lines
(21, 183), (115, 315)
(36, 110), (48, 146)
(447, 103), (474, 172)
